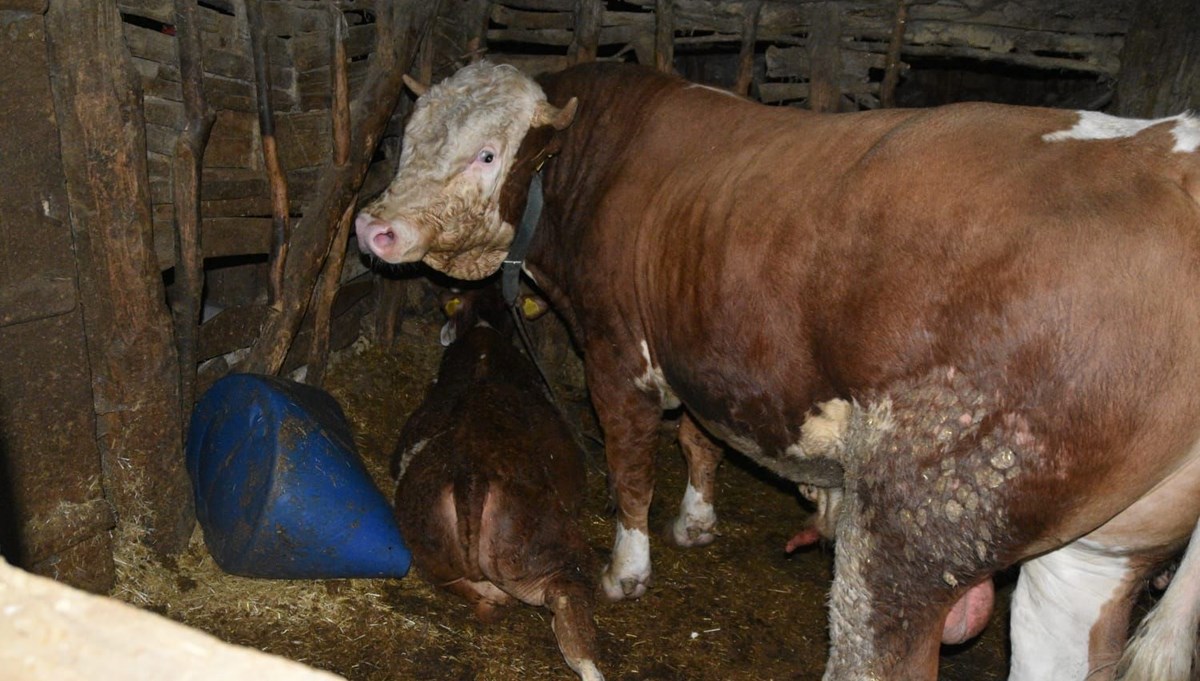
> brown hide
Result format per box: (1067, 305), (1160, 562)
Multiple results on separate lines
(391, 285), (599, 677)
(516, 63), (1200, 677)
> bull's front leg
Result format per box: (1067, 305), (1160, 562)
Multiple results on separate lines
(586, 348), (667, 602)
(663, 412), (723, 547)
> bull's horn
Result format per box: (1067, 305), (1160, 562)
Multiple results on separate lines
(402, 74), (430, 97)
(533, 97), (579, 131)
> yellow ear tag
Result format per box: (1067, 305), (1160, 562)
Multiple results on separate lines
(444, 297), (462, 317)
(521, 297), (541, 319)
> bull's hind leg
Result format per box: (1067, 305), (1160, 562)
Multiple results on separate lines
(823, 368), (1031, 680)
(1009, 541), (1139, 681)
(664, 412), (723, 547)
(1117, 518), (1200, 681)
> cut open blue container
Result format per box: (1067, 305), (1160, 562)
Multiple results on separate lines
(186, 373), (411, 579)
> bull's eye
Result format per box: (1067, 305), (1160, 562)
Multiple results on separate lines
(478, 150), (495, 164)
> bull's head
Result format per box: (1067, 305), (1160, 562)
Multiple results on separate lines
(355, 61), (577, 280)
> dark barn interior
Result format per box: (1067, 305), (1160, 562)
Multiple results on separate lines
(2, 0), (1199, 678)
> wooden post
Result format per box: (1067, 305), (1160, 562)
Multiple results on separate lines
(570, 0), (602, 64)
(463, 0), (491, 62)
(242, 0), (444, 375)
(246, 0), (291, 308)
(1116, 0), (1200, 117)
(879, 0), (910, 108)
(734, 1), (761, 96)
(806, 3), (843, 113)
(171, 0), (217, 423)
(306, 8), (354, 386)
(654, 0), (674, 73)
(45, 0), (194, 556)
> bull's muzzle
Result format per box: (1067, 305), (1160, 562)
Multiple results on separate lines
(354, 212), (428, 264)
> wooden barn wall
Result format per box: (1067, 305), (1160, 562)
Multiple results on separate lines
(0, 0), (457, 592)
(482, 0), (1130, 110)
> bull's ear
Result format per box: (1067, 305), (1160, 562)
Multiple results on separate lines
(533, 97), (578, 131)
(403, 74), (430, 98)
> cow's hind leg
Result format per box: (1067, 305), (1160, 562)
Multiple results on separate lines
(1009, 540), (1139, 681)
(663, 412), (722, 547)
(1116, 518), (1200, 681)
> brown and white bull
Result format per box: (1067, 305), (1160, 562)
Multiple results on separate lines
(356, 61), (1200, 680)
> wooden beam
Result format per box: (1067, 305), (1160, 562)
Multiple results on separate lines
(241, 0), (443, 375)
(246, 0), (291, 308)
(306, 8), (354, 387)
(654, 0), (674, 73)
(734, 1), (761, 96)
(170, 0), (217, 428)
(570, 0), (603, 63)
(879, 0), (909, 108)
(806, 3), (843, 113)
(45, 0), (193, 557)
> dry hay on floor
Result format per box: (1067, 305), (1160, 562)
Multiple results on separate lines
(110, 327), (1011, 680)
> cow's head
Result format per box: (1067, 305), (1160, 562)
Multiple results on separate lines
(355, 61), (577, 280)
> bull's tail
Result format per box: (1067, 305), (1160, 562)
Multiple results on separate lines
(1116, 517), (1200, 681)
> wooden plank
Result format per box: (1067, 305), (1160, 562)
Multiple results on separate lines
(205, 109), (260, 169)
(153, 216), (275, 269)
(734, 1), (761, 96)
(498, 0), (575, 10)
(491, 4), (572, 30)
(45, 0), (192, 557)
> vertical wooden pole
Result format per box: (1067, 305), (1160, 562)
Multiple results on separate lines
(172, 0), (217, 423)
(806, 3), (843, 113)
(45, 0), (194, 556)
(246, 0), (291, 308)
(734, 1), (761, 96)
(654, 0), (674, 73)
(306, 7), (354, 386)
(242, 0), (444, 375)
(879, 0), (909, 108)
(570, 0), (602, 64)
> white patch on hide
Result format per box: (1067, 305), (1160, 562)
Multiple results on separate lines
(1043, 110), (1200, 153)
(684, 83), (742, 100)
(632, 340), (680, 409)
(601, 523), (651, 600)
(669, 483), (716, 545)
(1009, 540), (1132, 681)
(786, 398), (854, 459)
(394, 438), (430, 482)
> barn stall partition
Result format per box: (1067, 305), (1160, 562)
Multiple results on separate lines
(0, 0), (1198, 679)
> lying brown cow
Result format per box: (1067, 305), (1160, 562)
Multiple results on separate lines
(360, 61), (1200, 680)
(391, 284), (602, 681)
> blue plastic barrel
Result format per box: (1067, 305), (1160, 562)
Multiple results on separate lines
(186, 373), (411, 579)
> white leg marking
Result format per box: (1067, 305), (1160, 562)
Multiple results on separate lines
(1042, 110), (1200, 153)
(669, 483), (717, 546)
(1118, 518), (1200, 681)
(572, 659), (605, 681)
(1010, 541), (1132, 681)
(600, 523), (651, 600)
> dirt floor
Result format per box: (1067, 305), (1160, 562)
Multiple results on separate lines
(112, 315), (1015, 680)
